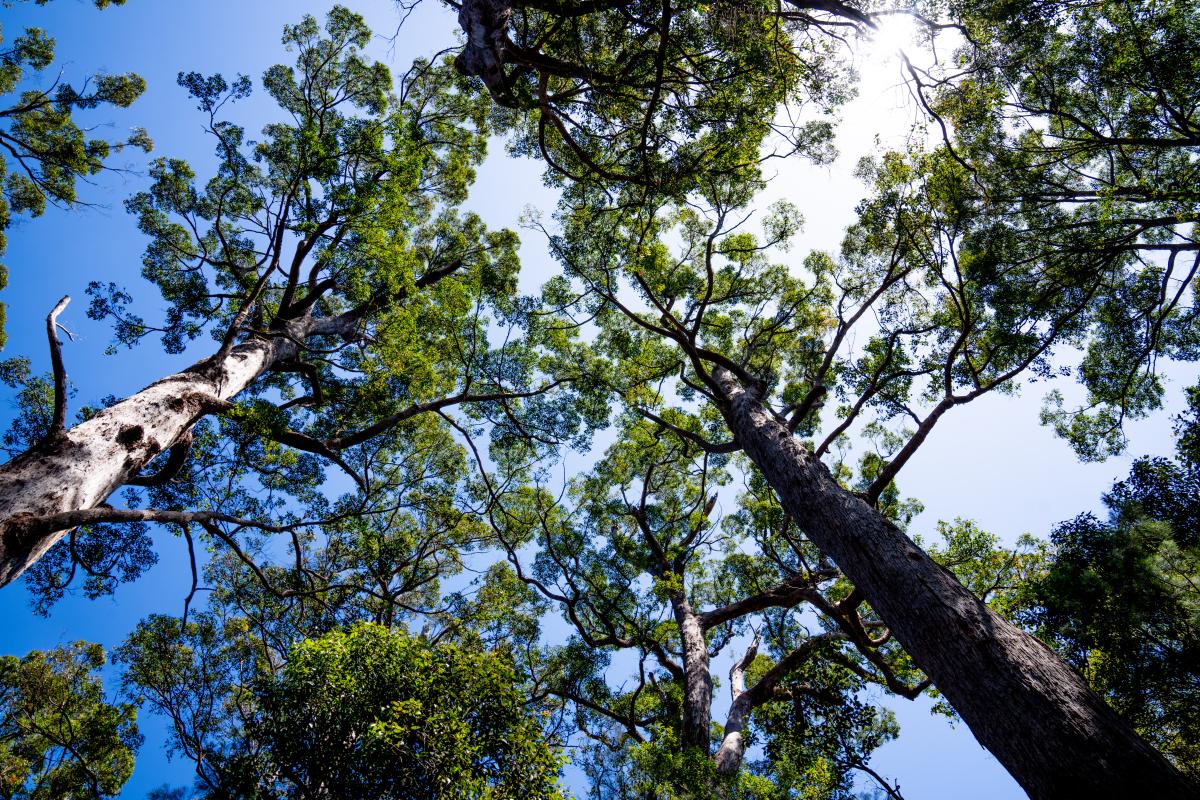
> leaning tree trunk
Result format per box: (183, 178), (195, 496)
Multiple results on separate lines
(0, 332), (297, 587)
(715, 370), (1195, 799)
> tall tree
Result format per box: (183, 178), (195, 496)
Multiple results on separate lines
(465, 414), (918, 798)
(0, 0), (149, 348)
(514, 166), (1195, 795)
(446, 0), (1199, 794)
(0, 641), (140, 800)
(0, 7), (594, 597)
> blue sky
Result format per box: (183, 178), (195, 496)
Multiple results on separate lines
(0, 2), (1192, 798)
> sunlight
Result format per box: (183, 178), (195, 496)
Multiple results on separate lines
(865, 13), (921, 65)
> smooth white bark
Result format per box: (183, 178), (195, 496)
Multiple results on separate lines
(714, 635), (759, 775)
(0, 336), (287, 586)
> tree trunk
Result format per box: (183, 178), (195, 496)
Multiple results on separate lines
(715, 370), (1195, 799)
(713, 636), (758, 775)
(671, 594), (713, 753)
(0, 334), (296, 587)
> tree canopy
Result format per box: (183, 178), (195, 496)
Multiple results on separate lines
(0, 0), (1196, 798)
(0, 641), (140, 800)
(0, 3), (599, 595)
(117, 620), (563, 799)
(0, 0), (148, 348)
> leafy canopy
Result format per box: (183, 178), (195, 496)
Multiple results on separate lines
(0, 0), (148, 346)
(117, 619), (563, 800)
(12, 6), (599, 612)
(0, 642), (140, 800)
(1020, 383), (1200, 776)
(931, 0), (1200, 457)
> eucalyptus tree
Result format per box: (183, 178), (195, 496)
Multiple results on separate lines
(523, 157), (1194, 796)
(0, 0), (148, 347)
(443, 0), (1199, 793)
(464, 413), (921, 798)
(0, 7), (595, 597)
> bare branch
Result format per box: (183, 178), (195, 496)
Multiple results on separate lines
(44, 296), (71, 439)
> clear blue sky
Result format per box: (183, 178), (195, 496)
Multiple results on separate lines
(0, 2), (1191, 798)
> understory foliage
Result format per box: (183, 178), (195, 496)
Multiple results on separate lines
(117, 621), (562, 800)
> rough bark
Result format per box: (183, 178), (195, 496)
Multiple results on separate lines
(715, 369), (1196, 799)
(671, 593), (713, 753)
(0, 332), (299, 587)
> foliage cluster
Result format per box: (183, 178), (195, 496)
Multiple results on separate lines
(0, 0), (149, 346)
(0, 642), (139, 800)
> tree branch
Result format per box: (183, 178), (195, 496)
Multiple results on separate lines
(699, 569), (835, 630)
(126, 431), (194, 487)
(44, 296), (71, 439)
(324, 384), (562, 450)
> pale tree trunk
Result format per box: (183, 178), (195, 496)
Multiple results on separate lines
(671, 594), (713, 753)
(715, 370), (1195, 799)
(0, 333), (298, 587)
(713, 636), (758, 775)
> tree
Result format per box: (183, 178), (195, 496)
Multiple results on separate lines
(117, 619), (563, 800)
(465, 414), (917, 798)
(916, 0), (1200, 460)
(0, 0), (149, 348)
(0, 7), (595, 601)
(0, 641), (140, 800)
(506, 164), (1194, 795)
(1018, 383), (1200, 777)
(444, 0), (1199, 794)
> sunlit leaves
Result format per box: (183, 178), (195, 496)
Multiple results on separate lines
(248, 624), (563, 800)
(119, 620), (563, 799)
(0, 0), (147, 346)
(0, 642), (140, 800)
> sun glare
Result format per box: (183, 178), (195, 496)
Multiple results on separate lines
(866, 15), (921, 63)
